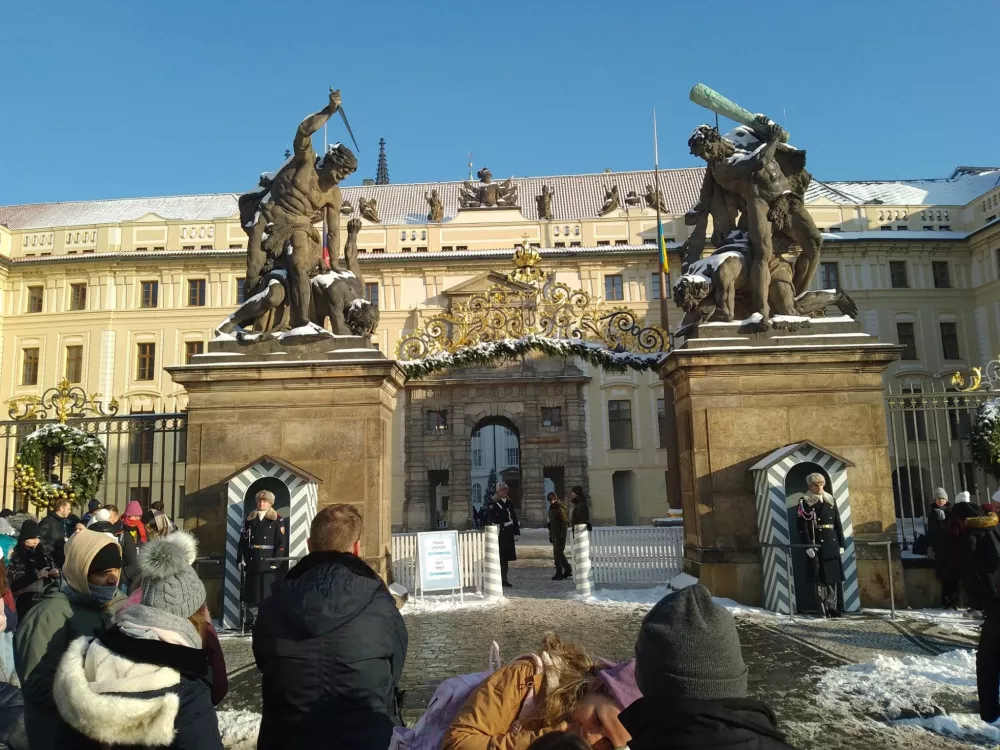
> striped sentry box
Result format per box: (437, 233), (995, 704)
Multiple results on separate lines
(221, 455), (320, 631)
(750, 441), (860, 615)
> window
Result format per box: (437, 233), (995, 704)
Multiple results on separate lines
(889, 261), (908, 289)
(542, 407), (562, 427)
(506, 445), (520, 466)
(416, 247), (427, 253)
(182, 245), (195, 250)
(236, 278), (247, 304)
(129, 487), (151, 505)
(615, 239), (628, 246)
(939, 225), (951, 231)
(188, 279), (206, 306)
(896, 322), (918, 360)
(570, 242), (581, 248)
(947, 391), (972, 440)
(471, 431), (483, 467)
(605, 274), (624, 301)
(650, 273), (662, 300)
(26, 286), (43, 313)
(554, 242), (566, 248)
(940, 322), (961, 360)
(819, 262), (840, 290)
(184, 341), (204, 364)
(471, 483), (482, 507)
(597, 241), (611, 247)
(923, 226), (934, 231)
(829, 227), (842, 232)
(427, 410), (448, 432)
(453, 246), (466, 252)
(200, 245), (212, 250)
(65, 345), (83, 383)
(229, 244), (243, 249)
(130, 425), (154, 463)
(136, 343), (156, 381)
(153, 246), (164, 251)
(657, 398), (668, 449)
(365, 282), (379, 307)
(69, 283), (87, 311)
(880, 225), (893, 232)
(897, 225), (908, 231)
(140, 281), (158, 309)
(441, 246), (453, 252)
(608, 399), (633, 450)
(136, 247), (149, 252)
(932, 261), (951, 289)
(21, 349), (39, 386)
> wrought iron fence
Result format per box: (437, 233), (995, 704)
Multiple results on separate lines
(887, 377), (997, 551)
(0, 414), (187, 517)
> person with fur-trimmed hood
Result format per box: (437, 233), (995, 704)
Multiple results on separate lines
(14, 529), (125, 747)
(52, 530), (223, 749)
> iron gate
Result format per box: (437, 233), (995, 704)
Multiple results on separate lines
(0, 414), (188, 517)
(887, 377), (998, 551)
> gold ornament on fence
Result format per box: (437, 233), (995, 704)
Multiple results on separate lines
(7, 378), (119, 423)
(396, 250), (669, 361)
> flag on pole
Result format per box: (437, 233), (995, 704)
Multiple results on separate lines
(657, 221), (669, 275)
(653, 110), (668, 274)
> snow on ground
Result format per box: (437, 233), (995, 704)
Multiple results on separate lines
(580, 586), (778, 618)
(401, 591), (506, 614)
(217, 709), (261, 750)
(816, 649), (1000, 743)
(867, 607), (983, 638)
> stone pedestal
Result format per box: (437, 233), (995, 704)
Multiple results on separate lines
(659, 319), (903, 607)
(167, 337), (405, 581)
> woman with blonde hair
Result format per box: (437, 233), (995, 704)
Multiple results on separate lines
(444, 634), (638, 750)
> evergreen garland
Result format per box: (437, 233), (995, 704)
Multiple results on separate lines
(971, 397), (1000, 480)
(14, 423), (107, 511)
(399, 335), (665, 379)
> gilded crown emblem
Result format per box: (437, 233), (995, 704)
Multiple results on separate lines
(509, 235), (545, 285)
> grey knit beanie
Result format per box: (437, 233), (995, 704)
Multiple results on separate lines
(137, 530), (206, 619)
(635, 584), (748, 700)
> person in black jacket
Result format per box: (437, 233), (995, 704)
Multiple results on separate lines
(6, 521), (57, 620)
(238, 490), (287, 627)
(568, 486), (591, 532)
(38, 499), (72, 568)
(621, 584), (799, 749)
(927, 488), (960, 609)
(253, 503), (408, 750)
(547, 493), (572, 581)
(950, 493), (1000, 613)
(487, 483), (519, 587)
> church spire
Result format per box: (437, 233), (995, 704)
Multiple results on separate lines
(375, 137), (389, 185)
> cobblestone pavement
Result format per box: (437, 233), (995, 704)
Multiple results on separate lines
(220, 539), (988, 749)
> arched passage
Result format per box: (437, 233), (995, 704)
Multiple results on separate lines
(471, 416), (522, 515)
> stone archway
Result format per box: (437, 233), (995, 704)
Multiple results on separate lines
(469, 414), (522, 515)
(401, 358), (592, 530)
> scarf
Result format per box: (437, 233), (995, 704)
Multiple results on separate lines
(122, 517), (147, 544)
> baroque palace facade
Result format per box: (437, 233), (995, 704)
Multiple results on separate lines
(1, 164), (999, 530)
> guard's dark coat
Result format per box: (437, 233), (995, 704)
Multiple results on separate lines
(237, 508), (287, 606)
(487, 497), (519, 563)
(797, 495), (845, 584)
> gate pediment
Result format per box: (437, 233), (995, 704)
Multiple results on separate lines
(443, 271), (534, 311)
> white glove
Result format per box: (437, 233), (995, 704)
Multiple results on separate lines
(839, 547), (845, 555)
(805, 548), (816, 559)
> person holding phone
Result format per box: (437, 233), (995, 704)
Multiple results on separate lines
(7, 520), (58, 620)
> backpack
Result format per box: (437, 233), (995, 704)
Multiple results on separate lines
(389, 642), (543, 750)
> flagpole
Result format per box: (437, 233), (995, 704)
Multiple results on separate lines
(653, 110), (670, 341)
(322, 122), (329, 268)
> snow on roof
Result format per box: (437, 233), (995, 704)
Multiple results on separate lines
(0, 194), (241, 231)
(805, 168), (1000, 207)
(3, 165), (997, 231)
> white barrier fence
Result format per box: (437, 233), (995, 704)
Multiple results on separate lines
(579, 525), (684, 586)
(391, 530), (488, 594)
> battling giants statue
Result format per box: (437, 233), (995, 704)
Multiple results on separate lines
(223, 89), (379, 341)
(677, 84), (838, 332)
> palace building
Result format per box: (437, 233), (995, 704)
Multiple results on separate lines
(1, 162), (999, 531)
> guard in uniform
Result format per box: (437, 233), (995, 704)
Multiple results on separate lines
(238, 489), (287, 626)
(797, 472), (846, 617)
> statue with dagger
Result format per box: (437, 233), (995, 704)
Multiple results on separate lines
(682, 83), (824, 326)
(238, 88), (363, 330)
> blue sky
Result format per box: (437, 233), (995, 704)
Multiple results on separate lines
(1, 0), (996, 206)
